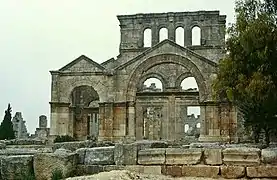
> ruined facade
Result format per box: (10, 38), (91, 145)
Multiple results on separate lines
(50, 11), (238, 142)
(12, 112), (29, 139)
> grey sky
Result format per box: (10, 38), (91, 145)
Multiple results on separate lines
(0, 0), (235, 134)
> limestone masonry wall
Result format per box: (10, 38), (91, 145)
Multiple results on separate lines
(0, 140), (277, 179)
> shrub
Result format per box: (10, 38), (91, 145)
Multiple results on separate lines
(54, 135), (76, 143)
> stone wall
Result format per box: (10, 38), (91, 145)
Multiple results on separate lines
(1, 141), (277, 179)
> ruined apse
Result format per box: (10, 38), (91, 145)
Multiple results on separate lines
(50, 11), (238, 142)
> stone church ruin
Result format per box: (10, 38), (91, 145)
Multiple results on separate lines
(50, 11), (238, 142)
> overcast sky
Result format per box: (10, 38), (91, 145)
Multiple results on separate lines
(0, 0), (235, 134)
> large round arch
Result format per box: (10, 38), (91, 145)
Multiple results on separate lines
(126, 54), (208, 102)
(71, 85), (99, 107)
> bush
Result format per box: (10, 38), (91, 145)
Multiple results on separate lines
(54, 135), (76, 143)
(51, 169), (63, 180)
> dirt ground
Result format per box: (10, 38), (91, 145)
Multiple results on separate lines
(66, 170), (266, 180)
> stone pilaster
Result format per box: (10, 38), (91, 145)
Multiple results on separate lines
(98, 102), (114, 141)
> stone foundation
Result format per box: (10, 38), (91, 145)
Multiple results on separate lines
(1, 141), (277, 179)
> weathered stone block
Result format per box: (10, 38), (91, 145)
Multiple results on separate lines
(34, 151), (78, 180)
(204, 148), (222, 165)
(114, 143), (137, 165)
(134, 140), (168, 151)
(124, 165), (161, 175)
(165, 148), (202, 165)
(223, 147), (260, 166)
(182, 165), (219, 178)
(247, 166), (277, 178)
(0, 148), (38, 156)
(221, 166), (245, 179)
(81, 165), (104, 175)
(138, 148), (165, 165)
(124, 165), (143, 173)
(103, 165), (125, 172)
(84, 146), (115, 165)
(262, 148), (277, 164)
(53, 140), (96, 151)
(142, 166), (161, 175)
(162, 165), (183, 177)
(1, 155), (33, 180)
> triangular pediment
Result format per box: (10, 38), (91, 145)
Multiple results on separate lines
(116, 39), (217, 70)
(59, 55), (105, 72)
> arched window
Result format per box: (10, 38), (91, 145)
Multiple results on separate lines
(181, 77), (198, 92)
(143, 78), (163, 92)
(143, 28), (152, 47)
(192, 26), (201, 46)
(175, 27), (184, 46)
(159, 28), (168, 42)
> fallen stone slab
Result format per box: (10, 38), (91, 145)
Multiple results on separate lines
(165, 148), (202, 165)
(247, 166), (277, 178)
(84, 146), (115, 165)
(1, 155), (34, 180)
(138, 148), (165, 165)
(221, 166), (245, 179)
(223, 147), (260, 166)
(261, 148), (277, 164)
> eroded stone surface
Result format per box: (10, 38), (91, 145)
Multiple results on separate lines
(261, 148), (277, 164)
(114, 143), (137, 165)
(1, 155), (33, 180)
(182, 165), (219, 178)
(247, 166), (277, 178)
(34, 152), (78, 180)
(223, 147), (260, 166)
(204, 148), (222, 165)
(84, 146), (115, 165)
(138, 148), (165, 165)
(162, 165), (183, 177)
(221, 166), (245, 179)
(165, 148), (202, 165)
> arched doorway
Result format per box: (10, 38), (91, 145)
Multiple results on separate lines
(71, 85), (100, 140)
(126, 54), (208, 141)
